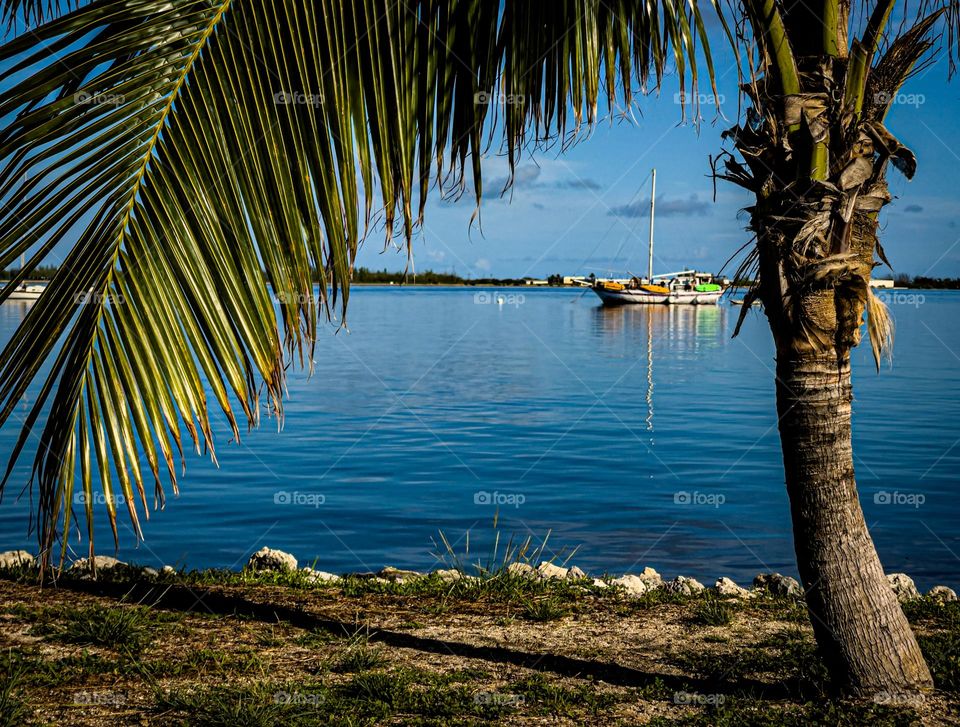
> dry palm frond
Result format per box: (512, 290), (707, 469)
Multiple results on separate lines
(798, 252), (862, 288)
(865, 287), (895, 370)
(864, 12), (943, 121)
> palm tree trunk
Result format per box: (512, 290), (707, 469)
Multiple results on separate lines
(775, 351), (933, 699)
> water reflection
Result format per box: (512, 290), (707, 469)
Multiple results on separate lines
(0, 300), (34, 325)
(589, 304), (729, 432)
(590, 303), (727, 351)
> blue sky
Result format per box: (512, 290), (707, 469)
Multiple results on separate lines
(358, 36), (960, 280)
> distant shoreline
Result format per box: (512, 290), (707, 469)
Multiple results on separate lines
(5, 279), (960, 291)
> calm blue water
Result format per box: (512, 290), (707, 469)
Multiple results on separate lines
(0, 287), (957, 590)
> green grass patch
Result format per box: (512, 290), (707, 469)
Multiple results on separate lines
(46, 605), (162, 651)
(520, 595), (570, 622)
(668, 627), (827, 698)
(742, 594), (810, 624)
(333, 643), (388, 673)
(509, 672), (620, 716)
(0, 648), (125, 688)
(903, 597), (960, 629)
(918, 630), (960, 693)
(692, 596), (735, 626)
(647, 697), (920, 726)
(0, 664), (31, 727)
(156, 683), (329, 727)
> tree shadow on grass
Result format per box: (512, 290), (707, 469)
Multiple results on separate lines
(49, 577), (797, 702)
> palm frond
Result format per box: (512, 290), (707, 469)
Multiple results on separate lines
(2, 0), (78, 29)
(0, 0), (717, 565)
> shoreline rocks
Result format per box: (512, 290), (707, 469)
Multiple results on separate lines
(715, 577), (754, 599)
(536, 562), (568, 580)
(664, 576), (706, 595)
(611, 574), (650, 597)
(69, 555), (127, 574)
(247, 547), (297, 572)
(928, 585), (958, 603)
(0, 550), (33, 569)
(301, 567), (340, 584)
(887, 573), (920, 602)
(753, 572), (802, 597)
(2, 547), (957, 605)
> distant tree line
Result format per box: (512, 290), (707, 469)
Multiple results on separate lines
(351, 267), (569, 286)
(352, 266), (463, 284)
(0, 265), (59, 280)
(893, 274), (960, 289)
(9, 265), (960, 290)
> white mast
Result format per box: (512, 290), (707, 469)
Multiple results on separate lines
(647, 169), (656, 283)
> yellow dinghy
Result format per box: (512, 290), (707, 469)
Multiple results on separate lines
(640, 284), (670, 294)
(600, 281), (625, 291)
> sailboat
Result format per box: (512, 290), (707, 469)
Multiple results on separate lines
(591, 169), (726, 306)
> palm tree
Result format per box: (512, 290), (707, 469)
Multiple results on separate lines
(0, 0), (952, 700)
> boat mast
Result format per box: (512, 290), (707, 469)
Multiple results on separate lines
(647, 169), (656, 283)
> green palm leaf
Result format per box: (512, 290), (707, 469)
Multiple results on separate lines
(2, 0), (79, 27)
(0, 0), (717, 566)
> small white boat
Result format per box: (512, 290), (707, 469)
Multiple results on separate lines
(591, 169), (725, 307)
(4, 282), (45, 301)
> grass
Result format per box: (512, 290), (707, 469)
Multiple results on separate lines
(156, 683), (328, 727)
(0, 648), (125, 688)
(693, 596), (735, 626)
(52, 605), (160, 651)
(918, 630), (960, 693)
(510, 673), (620, 717)
(0, 665), (31, 727)
(1, 567), (957, 725)
(157, 674), (516, 726)
(646, 698), (922, 726)
(333, 642), (388, 673)
(521, 595), (571, 622)
(667, 626), (828, 698)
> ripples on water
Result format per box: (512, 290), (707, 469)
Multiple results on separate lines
(0, 288), (957, 588)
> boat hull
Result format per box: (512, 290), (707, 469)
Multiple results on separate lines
(592, 286), (721, 306)
(667, 290), (722, 305)
(5, 290), (42, 301)
(592, 287), (668, 305)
